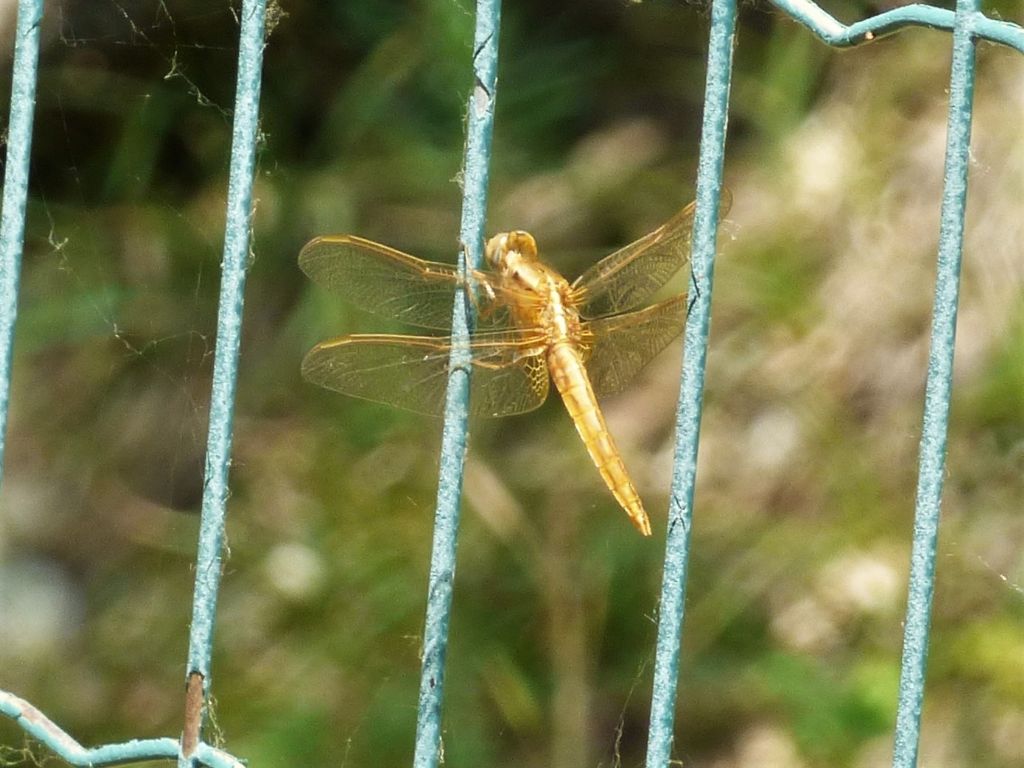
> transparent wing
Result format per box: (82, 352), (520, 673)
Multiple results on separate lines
(572, 192), (731, 318)
(299, 235), (511, 330)
(583, 294), (687, 396)
(302, 331), (550, 418)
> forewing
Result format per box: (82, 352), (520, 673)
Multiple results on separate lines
(572, 192), (730, 318)
(302, 332), (549, 418)
(582, 294), (687, 396)
(300, 235), (508, 330)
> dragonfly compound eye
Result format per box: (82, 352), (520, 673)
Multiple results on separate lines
(484, 233), (509, 268)
(507, 231), (538, 259)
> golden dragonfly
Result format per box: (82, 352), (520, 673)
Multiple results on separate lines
(300, 200), (713, 536)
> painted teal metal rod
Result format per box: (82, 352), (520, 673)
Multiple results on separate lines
(183, 0), (267, 757)
(645, 0), (736, 764)
(891, 0), (979, 765)
(0, 2), (253, 765)
(0, 691), (244, 767)
(411, 1), (501, 765)
(0, 0), (43, 478)
(768, 0), (1024, 52)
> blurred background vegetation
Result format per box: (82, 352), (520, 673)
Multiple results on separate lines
(0, 0), (1021, 766)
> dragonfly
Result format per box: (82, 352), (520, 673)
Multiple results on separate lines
(300, 199), (715, 536)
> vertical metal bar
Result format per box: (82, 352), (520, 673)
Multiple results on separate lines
(0, 0), (44, 478)
(891, 1), (977, 765)
(182, 0), (267, 760)
(411, 1), (501, 765)
(645, 0), (736, 764)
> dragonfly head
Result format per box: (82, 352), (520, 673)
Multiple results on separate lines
(485, 230), (538, 272)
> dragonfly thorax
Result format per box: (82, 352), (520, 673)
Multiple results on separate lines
(485, 230), (560, 300)
(484, 229), (581, 337)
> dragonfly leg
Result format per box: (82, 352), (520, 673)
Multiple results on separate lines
(473, 346), (545, 371)
(459, 275), (497, 326)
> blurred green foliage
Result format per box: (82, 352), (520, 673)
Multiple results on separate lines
(0, 1), (1021, 767)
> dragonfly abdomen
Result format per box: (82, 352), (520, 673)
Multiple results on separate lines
(547, 341), (652, 536)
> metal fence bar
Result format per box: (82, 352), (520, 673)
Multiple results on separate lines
(182, 0), (267, 761)
(1, 689), (251, 767)
(891, 0), (979, 765)
(0, 690), (179, 766)
(645, 2), (1021, 765)
(411, 1), (502, 765)
(0, 0), (43, 478)
(769, 0), (1024, 51)
(645, 0), (737, 764)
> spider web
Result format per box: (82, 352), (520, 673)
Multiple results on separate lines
(23, 1), (241, 509)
